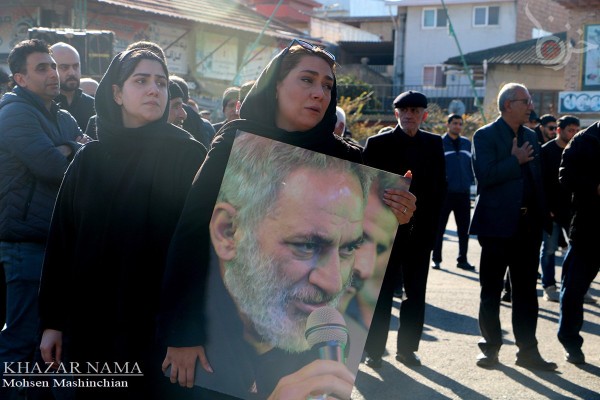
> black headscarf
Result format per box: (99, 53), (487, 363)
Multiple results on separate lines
(237, 44), (338, 139)
(94, 50), (192, 147)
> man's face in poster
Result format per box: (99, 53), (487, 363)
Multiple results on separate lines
(338, 179), (398, 327)
(212, 164), (365, 353)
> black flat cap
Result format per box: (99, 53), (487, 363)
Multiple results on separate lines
(169, 80), (184, 100)
(394, 90), (428, 109)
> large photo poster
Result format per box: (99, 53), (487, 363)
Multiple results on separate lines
(193, 131), (408, 399)
(582, 24), (600, 90)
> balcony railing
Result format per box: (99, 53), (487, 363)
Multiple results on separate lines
(337, 83), (485, 114)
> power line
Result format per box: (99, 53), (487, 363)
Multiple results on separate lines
(440, 0), (486, 123)
(232, 0), (286, 85)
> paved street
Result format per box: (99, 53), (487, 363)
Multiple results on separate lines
(352, 217), (600, 400)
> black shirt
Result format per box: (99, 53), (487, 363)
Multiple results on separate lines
(55, 88), (95, 132)
(182, 104), (215, 149)
(517, 127), (536, 211)
(542, 139), (571, 230)
(192, 247), (315, 399)
(363, 126), (446, 249)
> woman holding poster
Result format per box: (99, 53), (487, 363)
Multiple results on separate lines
(158, 39), (415, 399)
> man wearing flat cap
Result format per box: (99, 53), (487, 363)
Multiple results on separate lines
(167, 80), (188, 128)
(362, 90), (446, 368)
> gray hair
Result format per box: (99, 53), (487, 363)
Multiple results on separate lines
(497, 82), (527, 112)
(335, 106), (346, 124)
(218, 132), (373, 231)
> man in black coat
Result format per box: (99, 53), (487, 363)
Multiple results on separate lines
(363, 90), (446, 367)
(539, 115), (579, 302)
(557, 120), (600, 365)
(212, 86), (240, 133)
(470, 83), (556, 371)
(50, 42), (95, 133)
(170, 75), (215, 149)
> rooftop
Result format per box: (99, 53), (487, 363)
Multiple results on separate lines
(444, 32), (567, 66)
(97, 0), (303, 39)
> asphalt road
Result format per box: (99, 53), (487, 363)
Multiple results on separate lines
(352, 218), (600, 400)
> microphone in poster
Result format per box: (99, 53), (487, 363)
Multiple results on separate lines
(305, 306), (349, 400)
(305, 306), (349, 364)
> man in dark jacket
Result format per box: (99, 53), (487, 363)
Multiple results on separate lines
(363, 90), (446, 368)
(557, 120), (600, 365)
(539, 115), (579, 302)
(536, 114), (557, 145)
(50, 42), (96, 133)
(212, 86), (240, 133)
(170, 75), (215, 149)
(470, 83), (556, 371)
(0, 39), (82, 398)
(432, 114), (475, 271)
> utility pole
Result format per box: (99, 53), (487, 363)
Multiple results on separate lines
(440, 0), (486, 123)
(232, 0), (285, 86)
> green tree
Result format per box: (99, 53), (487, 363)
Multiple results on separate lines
(421, 103), (496, 140)
(337, 75), (383, 113)
(338, 93), (386, 143)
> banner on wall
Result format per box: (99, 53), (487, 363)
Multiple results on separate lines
(234, 44), (280, 85)
(0, 7), (38, 54)
(559, 91), (600, 114)
(151, 22), (188, 75)
(195, 32), (239, 81)
(87, 13), (150, 53)
(87, 14), (188, 75)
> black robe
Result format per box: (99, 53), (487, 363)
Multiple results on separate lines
(38, 50), (207, 398)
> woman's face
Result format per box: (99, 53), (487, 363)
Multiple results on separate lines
(275, 55), (334, 132)
(112, 59), (168, 128)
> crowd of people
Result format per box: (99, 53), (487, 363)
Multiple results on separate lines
(0, 36), (598, 400)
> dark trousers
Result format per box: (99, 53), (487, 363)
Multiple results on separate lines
(477, 217), (542, 356)
(365, 244), (431, 358)
(432, 192), (471, 263)
(558, 243), (599, 351)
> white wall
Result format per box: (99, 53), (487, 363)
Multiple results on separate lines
(348, 0), (397, 17)
(388, 0), (512, 5)
(316, 0), (396, 17)
(311, 18), (382, 42)
(403, 2), (517, 86)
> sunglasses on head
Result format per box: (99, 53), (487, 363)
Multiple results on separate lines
(284, 39), (336, 62)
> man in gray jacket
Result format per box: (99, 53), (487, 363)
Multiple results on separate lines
(0, 39), (83, 399)
(470, 83), (555, 371)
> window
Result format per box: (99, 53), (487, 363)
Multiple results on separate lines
(423, 65), (446, 87)
(530, 91), (558, 115)
(423, 8), (448, 29)
(473, 6), (500, 26)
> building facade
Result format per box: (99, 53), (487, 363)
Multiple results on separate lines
(0, 0), (304, 112)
